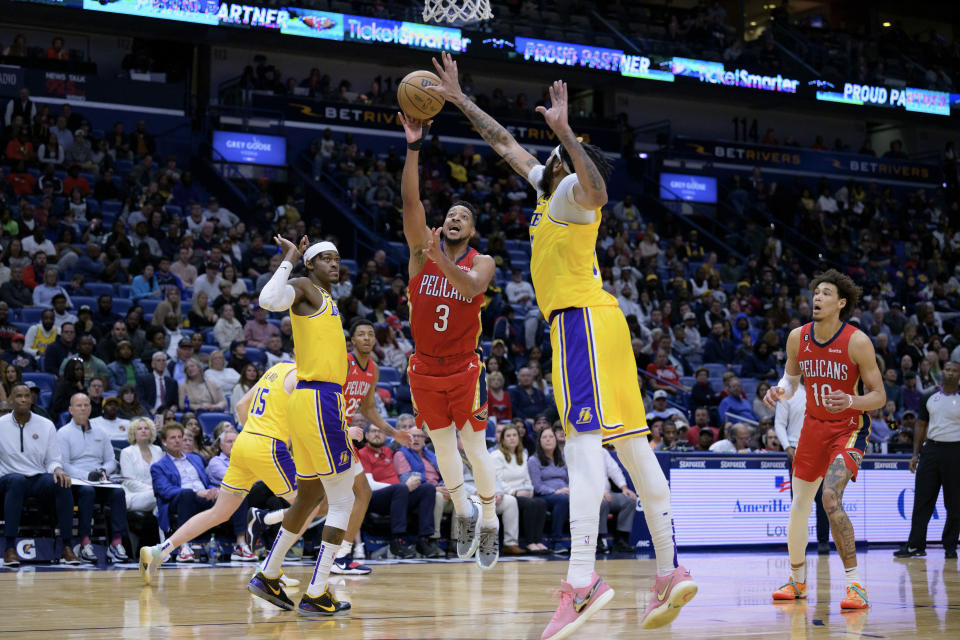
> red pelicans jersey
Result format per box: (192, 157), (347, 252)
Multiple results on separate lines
(343, 353), (378, 420)
(796, 322), (863, 422)
(408, 247), (484, 359)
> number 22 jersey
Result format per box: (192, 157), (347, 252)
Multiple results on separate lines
(408, 247), (484, 360)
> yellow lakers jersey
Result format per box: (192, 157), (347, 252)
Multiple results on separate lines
(529, 190), (618, 319)
(243, 362), (296, 440)
(290, 283), (348, 385)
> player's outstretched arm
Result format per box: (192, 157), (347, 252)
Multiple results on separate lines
(823, 331), (886, 413)
(234, 385), (256, 427)
(258, 235), (308, 312)
(399, 112), (432, 263)
(422, 227), (494, 300)
(765, 326), (802, 408)
(360, 368), (412, 448)
(536, 80), (606, 209)
(427, 52), (539, 183)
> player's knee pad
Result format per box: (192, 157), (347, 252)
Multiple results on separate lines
(321, 472), (355, 531)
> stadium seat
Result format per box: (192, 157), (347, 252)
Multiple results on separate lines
(20, 308), (43, 324)
(199, 345), (218, 356)
(245, 348), (265, 365)
(112, 299), (133, 315)
(117, 284), (132, 298)
(703, 363), (728, 378)
(85, 283), (115, 298)
(139, 299), (161, 315)
(59, 411), (71, 428)
(379, 366), (401, 385)
(679, 376), (696, 388)
(197, 412), (234, 438)
(24, 373), (57, 394)
(71, 296), (96, 310)
(740, 379), (760, 401)
(480, 340), (492, 359)
(39, 391), (52, 411)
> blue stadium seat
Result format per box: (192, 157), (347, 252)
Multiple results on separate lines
(240, 278), (253, 293)
(199, 345), (218, 356)
(379, 366), (401, 385)
(59, 411), (71, 428)
(20, 308), (43, 324)
(204, 330), (217, 345)
(12, 322), (31, 334)
(39, 391), (52, 411)
(24, 373), (57, 394)
(480, 340), (492, 359)
(385, 417), (397, 429)
(740, 378), (760, 401)
(117, 284), (132, 298)
(85, 283), (115, 298)
(703, 363), (728, 378)
(245, 347), (265, 365)
(114, 159), (133, 175)
(164, 204), (182, 217)
(341, 259), (358, 274)
(197, 412), (234, 438)
(112, 299), (133, 315)
(100, 199), (122, 215)
(139, 299), (161, 315)
(71, 296), (96, 310)
(679, 376), (696, 388)
(507, 250), (528, 266)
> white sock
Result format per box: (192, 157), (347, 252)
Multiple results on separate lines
(792, 562), (807, 584)
(159, 539), (175, 561)
(479, 496), (498, 528)
(261, 527), (297, 579)
(306, 540), (340, 597)
(613, 437), (677, 576)
(845, 566), (860, 587)
(335, 541), (352, 559)
(263, 509), (285, 526)
(427, 426), (470, 515)
(564, 432), (605, 588)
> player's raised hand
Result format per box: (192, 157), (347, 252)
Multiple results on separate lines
(763, 385), (785, 408)
(427, 52), (465, 102)
(274, 234), (302, 261)
(392, 429), (413, 448)
(535, 80), (570, 133)
(423, 227), (445, 263)
(348, 425), (365, 442)
(398, 112), (431, 144)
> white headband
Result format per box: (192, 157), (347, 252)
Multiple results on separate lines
(548, 144), (574, 173)
(303, 241), (338, 264)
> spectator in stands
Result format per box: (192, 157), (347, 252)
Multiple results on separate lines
(704, 321), (735, 363)
(32, 268), (70, 309)
(753, 382), (775, 421)
(263, 335), (290, 367)
(646, 349), (682, 394)
(205, 427), (238, 487)
(510, 367), (547, 420)
(695, 428), (715, 455)
(43, 321), (76, 375)
(243, 303), (278, 348)
(741, 341), (778, 381)
(131, 264), (161, 302)
(151, 421), (245, 561)
(491, 424), (548, 552)
(2, 334), (37, 371)
(58, 392), (129, 562)
(375, 322), (411, 371)
(92, 296), (118, 334)
(358, 422), (433, 559)
(108, 340), (147, 389)
(45, 36), (68, 60)
(505, 268), (535, 309)
(24, 309), (57, 358)
(488, 371), (512, 422)
(203, 350), (238, 398)
(151, 287), (182, 329)
(91, 396), (129, 439)
(240, 234), (273, 279)
(686, 407), (719, 446)
(194, 262), (223, 305)
(94, 320), (126, 363)
(51, 294), (77, 330)
(60, 335), (109, 383)
(230, 363), (258, 404)
(0, 383), (79, 566)
(648, 389), (686, 421)
(213, 303), (243, 350)
(137, 351), (178, 413)
(763, 428), (783, 452)
(658, 419), (693, 452)
(0, 267), (33, 308)
(528, 426), (568, 551)
(393, 428), (443, 557)
(689, 367), (720, 409)
(598, 446), (639, 553)
(130, 121), (155, 157)
(4, 88), (34, 128)
(901, 371), (924, 413)
(718, 378), (755, 424)
(5, 127), (34, 162)
(187, 291), (217, 330)
(118, 417), (162, 515)
(0, 303), (17, 349)
(65, 130), (96, 172)
(179, 358), (226, 412)
(709, 422), (753, 453)
(170, 247), (198, 288)
(165, 337), (195, 385)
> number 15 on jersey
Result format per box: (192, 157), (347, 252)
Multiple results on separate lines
(251, 387), (270, 416)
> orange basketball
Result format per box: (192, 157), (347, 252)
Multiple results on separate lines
(397, 70), (445, 120)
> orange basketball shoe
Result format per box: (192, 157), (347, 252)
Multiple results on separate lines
(772, 578), (807, 600)
(840, 583), (869, 609)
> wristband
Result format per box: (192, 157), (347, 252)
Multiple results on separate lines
(846, 394), (854, 409)
(407, 123), (432, 150)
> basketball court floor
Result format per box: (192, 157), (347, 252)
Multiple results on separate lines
(1, 549), (957, 639)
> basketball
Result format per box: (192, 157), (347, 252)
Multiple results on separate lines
(397, 70), (445, 120)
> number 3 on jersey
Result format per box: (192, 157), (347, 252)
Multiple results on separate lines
(251, 387), (270, 416)
(434, 304), (450, 332)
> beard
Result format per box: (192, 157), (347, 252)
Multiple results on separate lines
(442, 230), (468, 248)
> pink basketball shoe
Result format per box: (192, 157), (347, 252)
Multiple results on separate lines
(640, 565), (698, 629)
(540, 572), (615, 640)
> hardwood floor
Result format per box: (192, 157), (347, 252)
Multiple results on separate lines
(0, 549), (957, 639)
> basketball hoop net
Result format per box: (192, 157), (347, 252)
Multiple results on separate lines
(422, 0), (493, 26)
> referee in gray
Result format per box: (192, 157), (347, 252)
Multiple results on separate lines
(895, 360), (960, 559)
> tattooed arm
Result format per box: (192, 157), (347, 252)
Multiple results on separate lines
(427, 52), (539, 183)
(535, 81), (607, 209)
